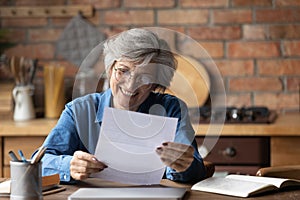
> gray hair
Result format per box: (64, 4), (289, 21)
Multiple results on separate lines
(103, 28), (177, 91)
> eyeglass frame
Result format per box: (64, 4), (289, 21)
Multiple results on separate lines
(112, 63), (156, 88)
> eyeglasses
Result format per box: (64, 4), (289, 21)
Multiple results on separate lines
(113, 65), (155, 86)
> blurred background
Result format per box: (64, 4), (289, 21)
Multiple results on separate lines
(0, 0), (299, 119)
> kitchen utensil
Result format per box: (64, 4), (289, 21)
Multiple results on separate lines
(165, 55), (210, 107)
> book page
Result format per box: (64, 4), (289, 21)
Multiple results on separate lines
(226, 174), (289, 188)
(191, 177), (275, 197)
(0, 180), (10, 195)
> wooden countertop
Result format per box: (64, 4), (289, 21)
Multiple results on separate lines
(0, 113), (299, 137)
(0, 118), (57, 136)
(193, 113), (300, 136)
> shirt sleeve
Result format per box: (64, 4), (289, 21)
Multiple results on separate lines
(40, 103), (86, 183)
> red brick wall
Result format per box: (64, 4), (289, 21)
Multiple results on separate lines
(0, 0), (299, 113)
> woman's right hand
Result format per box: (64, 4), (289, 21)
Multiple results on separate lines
(70, 150), (107, 180)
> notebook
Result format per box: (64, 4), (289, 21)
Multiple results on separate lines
(68, 187), (187, 200)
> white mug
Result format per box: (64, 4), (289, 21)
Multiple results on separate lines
(13, 85), (35, 121)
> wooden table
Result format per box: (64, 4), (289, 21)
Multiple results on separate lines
(2, 178), (299, 200)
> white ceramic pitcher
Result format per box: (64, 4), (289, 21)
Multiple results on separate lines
(12, 85), (35, 121)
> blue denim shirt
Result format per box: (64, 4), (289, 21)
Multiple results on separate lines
(41, 89), (206, 183)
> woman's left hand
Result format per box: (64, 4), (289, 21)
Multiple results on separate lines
(156, 142), (194, 172)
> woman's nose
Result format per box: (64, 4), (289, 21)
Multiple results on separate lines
(125, 75), (140, 90)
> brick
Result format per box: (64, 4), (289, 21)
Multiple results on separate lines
(0, 29), (26, 43)
(228, 42), (280, 58)
(99, 27), (129, 38)
(214, 60), (254, 76)
(255, 93), (299, 111)
(157, 9), (208, 25)
(232, 0), (272, 7)
(2, 18), (48, 28)
(104, 10), (154, 25)
(180, 0), (228, 8)
(213, 9), (252, 24)
(51, 17), (72, 27)
(163, 26), (186, 34)
(256, 9), (300, 23)
(176, 39), (223, 58)
(188, 26), (241, 40)
(52, 12), (99, 27)
(4, 44), (54, 59)
(29, 29), (62, 42)
(200, 42), (224, 58)
(287, 77), (300, 91)
(275, 0), (300, 7)
(269, 25), (300, 39)
(124, 0), (175, 8)
(258, 59), (300, 75)
(283, 41), (300, 57)
(71, 0), (121, 9)
(243, 25), (267, 40)
(226, 93), (252, 107)
(229, 77), (282, 92)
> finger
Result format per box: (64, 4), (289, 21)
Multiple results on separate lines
(71, 164), (104, 174)
(71, 171), (89, 180)
(70, 158), (105, 172)
(159, 151), (193, 167)
(158, 145), (194, 163)
(156, 145), (194, 172)
(162, 142), (194, 154)
(74, 151), (97, 162)
(70, 162), (90, 180)
(70, 161), (107, 181)
(159, 156), (189, 172)
(73, 151), (107, 169)
(70, 152), (107, 181)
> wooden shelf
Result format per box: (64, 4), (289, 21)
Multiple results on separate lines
(0, 5), (93, 18)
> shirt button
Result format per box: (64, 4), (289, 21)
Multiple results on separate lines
(63, 174), (67, 180)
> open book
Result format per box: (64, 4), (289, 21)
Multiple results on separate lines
(191, 174), (300, 198)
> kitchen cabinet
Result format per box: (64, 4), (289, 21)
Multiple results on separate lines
(195, 136), (270, 175)
(0, 114), (299, 177)
(0, 119), (56, 177)
(194, 113), (300, 174)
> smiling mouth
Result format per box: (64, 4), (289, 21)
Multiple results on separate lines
(120, 87), (137, 97)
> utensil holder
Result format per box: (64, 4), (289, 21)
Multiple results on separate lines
(12, 85), (35, 121)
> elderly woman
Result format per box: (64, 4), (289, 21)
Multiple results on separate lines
(41, 28), (206, 183)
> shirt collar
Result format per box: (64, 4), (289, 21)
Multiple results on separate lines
(95, 89), (112, 123)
